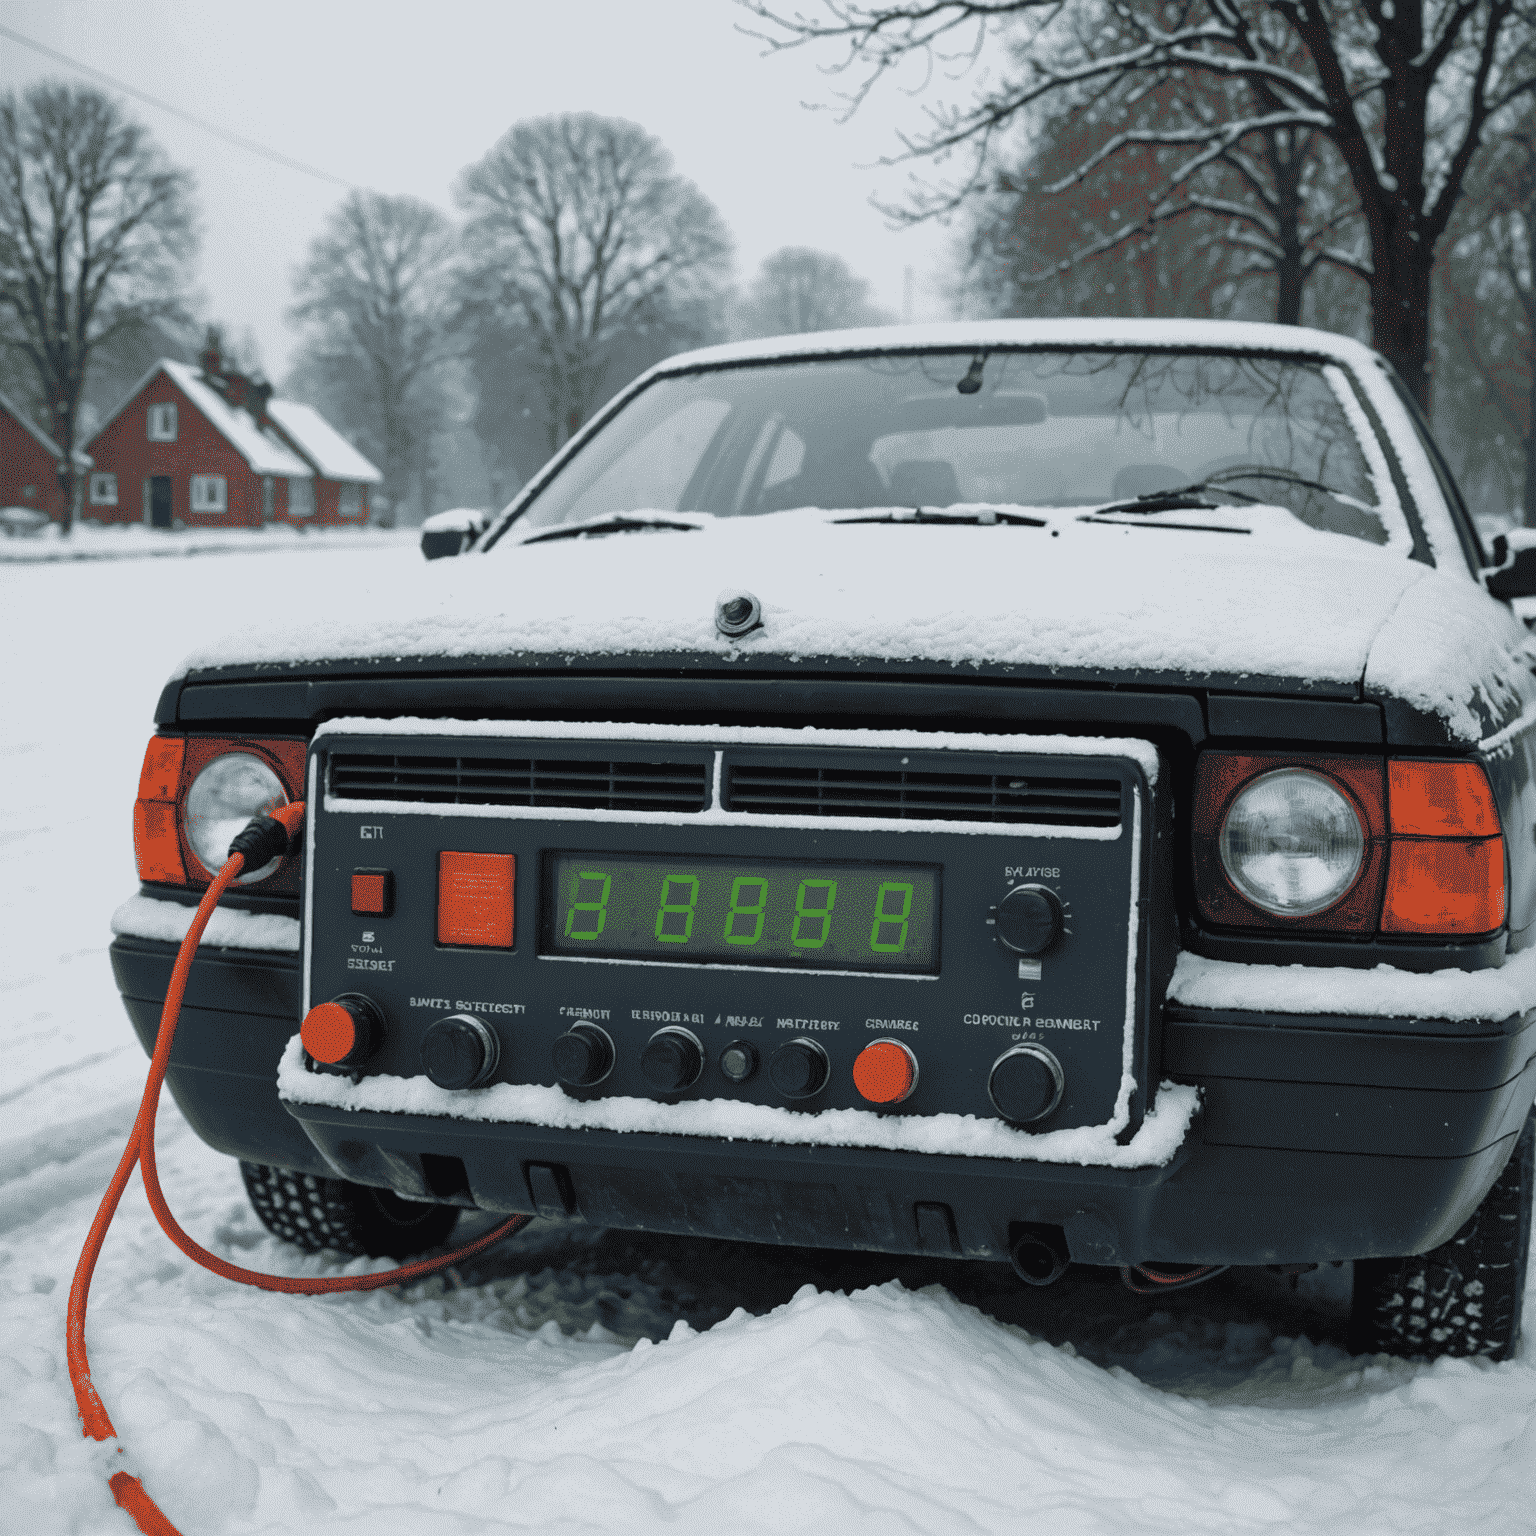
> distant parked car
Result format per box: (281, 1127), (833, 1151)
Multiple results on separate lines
(115, 319), (1536, 1359)
(0, 505), (50, 536)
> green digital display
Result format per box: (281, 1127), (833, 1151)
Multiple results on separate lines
(545, 853), (939, 972)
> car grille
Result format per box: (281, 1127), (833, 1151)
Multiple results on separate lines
(724, 763), (1122, 827)
(328, 752), (710, 813)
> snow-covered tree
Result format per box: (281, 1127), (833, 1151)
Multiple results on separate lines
(0, 81), (196, 531)
(735, 247), (893, 336)
(455, 114), (733, 449)
(750, 0), (1536, 407)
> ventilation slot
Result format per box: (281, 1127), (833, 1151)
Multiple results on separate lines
(725, 764), (1121, 827)
(329, 753), (709, 813)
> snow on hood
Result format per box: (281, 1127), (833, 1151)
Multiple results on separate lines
(174, 511), (1525, 742)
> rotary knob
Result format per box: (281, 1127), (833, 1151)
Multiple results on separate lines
(769, 1037), (830, 1100)
(420, 1013), (500, 1090)
(641, 1027), (704, 1092)
(551, 1022), (614, 1087)
(993, 884), (1064, 956)
(300, 993), (382, 1069)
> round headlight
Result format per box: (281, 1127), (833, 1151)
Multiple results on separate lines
(184, 753), (288, 882)
(1218, 768), (1364, 917)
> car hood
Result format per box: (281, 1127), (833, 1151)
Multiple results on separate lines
(175, 511), (1529, 744)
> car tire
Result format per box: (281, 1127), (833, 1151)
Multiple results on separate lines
(1349, 1107), (1533, 1361)
(239, 1160), (459, 1260)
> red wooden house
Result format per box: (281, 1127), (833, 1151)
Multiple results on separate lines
(83, 341), (380, 529)
(0, 388), (82, 524)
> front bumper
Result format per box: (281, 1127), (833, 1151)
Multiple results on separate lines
(112, 934), (1536, 1267)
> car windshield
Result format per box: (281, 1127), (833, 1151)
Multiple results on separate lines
(507, 349), (1400, 547)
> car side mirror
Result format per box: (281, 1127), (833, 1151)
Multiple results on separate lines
(1485, 529), (1536, 600)
(420, 507), (490, 561)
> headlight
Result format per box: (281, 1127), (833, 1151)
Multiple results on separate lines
(1218, 768), (1364, 916)
(184, 753), (288, 882)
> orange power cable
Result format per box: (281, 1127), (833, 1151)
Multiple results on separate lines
(67, 802), (531, 1533)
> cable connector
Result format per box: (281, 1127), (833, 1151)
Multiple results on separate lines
(227, 800), (306, 868)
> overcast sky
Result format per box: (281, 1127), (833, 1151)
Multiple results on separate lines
(0, 0), (967, 380)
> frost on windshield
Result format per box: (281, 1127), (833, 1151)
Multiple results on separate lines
(510, 349), (1400, 547)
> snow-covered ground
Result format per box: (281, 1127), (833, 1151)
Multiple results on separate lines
(4, 547), (1535, 1534)
(0, 522), (416, 564)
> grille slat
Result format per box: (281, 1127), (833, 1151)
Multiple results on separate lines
(330, 752), (709, 813)
(725, 763), (1121, 827)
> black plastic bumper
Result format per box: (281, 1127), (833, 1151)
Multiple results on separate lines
(111, 934), (1536, 1267)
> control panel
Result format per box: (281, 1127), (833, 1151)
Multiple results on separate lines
(302, 733), (1156, 1137)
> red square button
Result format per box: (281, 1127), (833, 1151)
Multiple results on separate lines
(351, 869), (392, 916)
(438, 852), (515, 947)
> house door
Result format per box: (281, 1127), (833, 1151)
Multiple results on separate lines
(147, 476), (172, 529)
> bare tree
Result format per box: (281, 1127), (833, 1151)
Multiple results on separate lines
(736, 246), (894, 335)
(288, 191), (458, 524)
(750, 0), (1536, 407)
(456, 114), (733, 449)
(0, 80), (196, 532)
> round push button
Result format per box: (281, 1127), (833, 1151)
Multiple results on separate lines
(641, 1028), (704, 1092)
(300, 994), (381, 1068)
(994, 884), (1064, 956)
(769, 1037), (829, 1100)
(719, 1040), (759, 1084)
(988, 1045), (1065, 1125)
(551, 1022), (614, 1087)
(420, 1013), (500, 1090)
(852, 1039), (918, 1104)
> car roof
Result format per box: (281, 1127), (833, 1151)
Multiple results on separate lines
(649, 318), (1384, 381)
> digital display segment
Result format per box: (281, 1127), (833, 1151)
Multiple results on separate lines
(545, 853), (940, 972)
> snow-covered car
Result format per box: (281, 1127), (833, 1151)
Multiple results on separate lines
(113, 320), (1536, 1360)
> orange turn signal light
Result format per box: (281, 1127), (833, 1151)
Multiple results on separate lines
(133, 735), (186, 885)
(437, 851), (516, 947)
(1389, 761), (1499, 837)
(1382, 838), (1506, 935)
(853, 1039), (918, 1104)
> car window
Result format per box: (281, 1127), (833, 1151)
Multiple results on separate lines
(509, 349), (1410, 549)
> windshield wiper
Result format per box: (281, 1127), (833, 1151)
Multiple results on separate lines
(1084, 467), (1364, 520)
(517, 514), (704, 546)
(833, 507), (1047, 528)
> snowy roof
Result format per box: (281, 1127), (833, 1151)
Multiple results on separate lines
(0, 388), (90, 466)
(267, 399), (382, 484)
(650, 318), (1388, 378)
(90, 360), (312, 478)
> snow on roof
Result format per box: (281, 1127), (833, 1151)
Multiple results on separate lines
(650, 317), (1387, 379)
(89, 360), (312, 477)
(157, 361), (312, 477)
(0, 388), (90, 466)
(266, 399), (382, 484)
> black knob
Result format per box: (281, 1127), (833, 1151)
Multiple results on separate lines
(551, 1022), (614, 1087)
(769, 1037), (829, 1100)
(994, 884), (1064, 955)
(420, 1013), (500, 1090)
(641, 1028), (704, 1092)
(988, 1045), (1065, 1125)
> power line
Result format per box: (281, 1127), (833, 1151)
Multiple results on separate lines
(0, 21), (355, 190)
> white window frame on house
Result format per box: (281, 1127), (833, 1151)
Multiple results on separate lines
(288, 476), (315, 518)
(88, 472), (118, 506)
(337, 482), (364, 518)
(147, 402), (177, 441)
(189, 474), (227, 513)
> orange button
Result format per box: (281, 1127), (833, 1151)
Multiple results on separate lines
(853, 1039), (918, 1104)
(301, 1002), (358, 1065)
(351, 869), (392, 915)
(438, 851), (516, 947)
